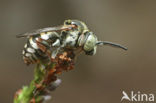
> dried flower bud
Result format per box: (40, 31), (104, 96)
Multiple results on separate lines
(47, 79), (62, 91)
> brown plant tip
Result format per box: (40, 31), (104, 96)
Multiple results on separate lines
(55, 51), (75, 72)
(32, 50), (76, 100)
(16, 50), (76, 103)
(43, 51), (75, 85)
(14, 89), (22, 99)
(47, 79), (62, 91)
(30, 97), (36, 103)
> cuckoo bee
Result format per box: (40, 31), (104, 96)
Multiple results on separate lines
(16, 19), (127, 65)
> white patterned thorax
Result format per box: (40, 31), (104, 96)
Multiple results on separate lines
(65, 31), (79, 47)
(41, 32), (51, 40)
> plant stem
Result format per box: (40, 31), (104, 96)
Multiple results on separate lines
(14, 51), (75, 103)
(14, 63), (54, 103)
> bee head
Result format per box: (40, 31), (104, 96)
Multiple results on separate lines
(77, 31), (98, 55)
(78, 31), (127, 56)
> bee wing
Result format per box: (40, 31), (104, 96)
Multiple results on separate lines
(16, 25), (76, 38)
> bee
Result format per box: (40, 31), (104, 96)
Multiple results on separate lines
(17, 19), (127, 65)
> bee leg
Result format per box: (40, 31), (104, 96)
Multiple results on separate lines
(36, 38), (57, 64)
(51, 47), (60, 60)
(36, 38), (52, 57)
(36, 38), (47, 53)
(52, 39), (60, 47)
(51, 39), (61, 60)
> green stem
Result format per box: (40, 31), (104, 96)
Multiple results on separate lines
(14, 63), (54, 103)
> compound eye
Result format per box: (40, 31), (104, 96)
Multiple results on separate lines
(83, 32), (97, 52)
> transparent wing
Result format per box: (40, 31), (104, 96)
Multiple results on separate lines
(16, 24), (76, 38)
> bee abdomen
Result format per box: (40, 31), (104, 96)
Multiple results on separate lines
(22, 43), (38, 64)
(22, 37), (48, 65)
(22, 32), (60, 65)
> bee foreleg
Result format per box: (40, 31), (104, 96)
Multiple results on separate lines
(52, 39), (60, 47)
(51, 47), (60, 59)
(36, 38), (51, 58)
(36, 38), (47, 52)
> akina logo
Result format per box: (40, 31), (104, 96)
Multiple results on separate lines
(121, 91), (154, 102)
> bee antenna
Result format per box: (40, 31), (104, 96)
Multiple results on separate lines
(96, 41), (128, 50)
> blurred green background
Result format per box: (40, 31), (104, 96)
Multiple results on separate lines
(0, 0), (156, 103)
